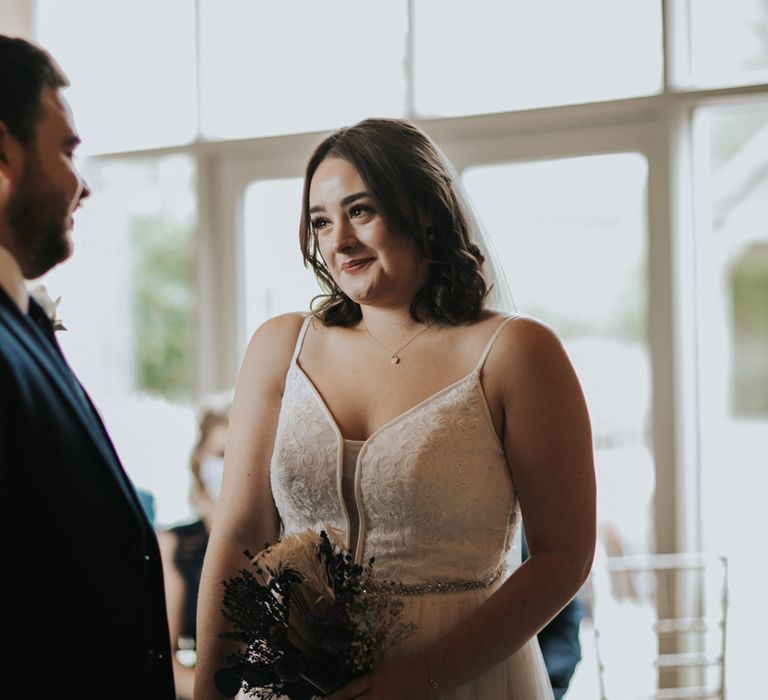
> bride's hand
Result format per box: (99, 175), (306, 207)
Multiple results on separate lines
(326, 655), (435, 699)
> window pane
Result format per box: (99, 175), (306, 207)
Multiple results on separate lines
(465, 154), (651, 697)
(38, 154), (198, 525)
(689, 0), (768, 87)
(414, 0), (662, 117)
(242, 178), (322, 339)
(35, 0), (197, 154)
(200, 0), (408, 140)
(693, 102), (768, 699)
(464, 155), (652, 547)
(699, 102), (768, 416)
(730, 244), (768, 415)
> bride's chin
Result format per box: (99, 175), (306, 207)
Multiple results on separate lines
(342, 284), (375, 305)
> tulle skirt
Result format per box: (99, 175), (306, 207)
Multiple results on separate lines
(384, 585), (554, 699)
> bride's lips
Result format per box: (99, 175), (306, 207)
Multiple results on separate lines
(341, 258), (375, 274)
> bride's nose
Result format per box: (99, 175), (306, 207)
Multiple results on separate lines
(331, 217), (357, 253)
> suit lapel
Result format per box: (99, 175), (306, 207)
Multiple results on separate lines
(0, 290), (149, 524)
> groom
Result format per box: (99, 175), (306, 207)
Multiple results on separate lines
(0, 36), (175, 698)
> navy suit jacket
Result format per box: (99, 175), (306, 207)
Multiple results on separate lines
(0, 287), (175, 699)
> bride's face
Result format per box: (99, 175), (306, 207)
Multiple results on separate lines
(309, 157), (429, 308)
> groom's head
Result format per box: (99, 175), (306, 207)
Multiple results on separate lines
(0, 35), (90, 279)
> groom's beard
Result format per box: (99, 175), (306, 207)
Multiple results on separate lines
(7, 154), (73, 279)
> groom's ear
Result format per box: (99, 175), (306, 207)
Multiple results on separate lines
(0, 123), (12, 174)
(0, 122), (23, 182)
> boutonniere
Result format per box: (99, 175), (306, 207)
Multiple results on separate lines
(29, 284), (67, 331)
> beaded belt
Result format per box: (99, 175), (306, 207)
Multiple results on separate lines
(381, 567), (504, 596)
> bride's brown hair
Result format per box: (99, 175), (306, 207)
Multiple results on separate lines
(299, 118), (488, 327)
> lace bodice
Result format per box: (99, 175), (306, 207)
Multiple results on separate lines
(270, 316), (519, 586)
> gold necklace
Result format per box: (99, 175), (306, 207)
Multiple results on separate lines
(364, 321), (434, 365)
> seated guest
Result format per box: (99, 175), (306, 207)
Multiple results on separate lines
(158, 408), (228, 700)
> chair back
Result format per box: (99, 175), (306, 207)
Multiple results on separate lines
(589, 552), (728, 700)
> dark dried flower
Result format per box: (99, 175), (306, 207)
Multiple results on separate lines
(216, 529), (415, 699)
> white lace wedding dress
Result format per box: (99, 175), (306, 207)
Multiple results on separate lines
(271, 316), (554, 698)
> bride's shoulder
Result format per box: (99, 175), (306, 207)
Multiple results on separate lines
(479, 308), (555, 336)
(252, 311), (308, 342)
(482, 311), (571, 374)
(474, 309), (559, 341)
(241, 312), (309, 376)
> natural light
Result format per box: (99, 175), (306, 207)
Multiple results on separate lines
(2, 0), (767, 697)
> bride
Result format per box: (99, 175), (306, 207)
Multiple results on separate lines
(193, 118), (595, 700)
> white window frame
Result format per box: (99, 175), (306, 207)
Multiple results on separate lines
(12, 0), (768, 557)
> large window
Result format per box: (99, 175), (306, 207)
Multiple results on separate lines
(199, 0), (410, 139)
(242, 177), (319, 335)
(413, 0), (663, 115)
(692, 100), (768, 696)
(464, 154), (653, 564)
(688, 0), (768, 87)
(36, 0), (198, 154)
(3, 1), (766, 694)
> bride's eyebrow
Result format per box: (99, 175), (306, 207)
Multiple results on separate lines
(340, 191), (371, 206)
(309, 191), (371, 215)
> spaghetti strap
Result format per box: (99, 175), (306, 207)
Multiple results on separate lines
(291, 315), (313, 363)
(474, 315), (517, 372)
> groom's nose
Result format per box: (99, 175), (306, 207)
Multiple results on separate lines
(80, 177), (91, 201)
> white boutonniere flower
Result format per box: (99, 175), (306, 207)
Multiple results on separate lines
(29, 284), (67, 331)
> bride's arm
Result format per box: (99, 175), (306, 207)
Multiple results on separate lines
(193, 313), (305, 700)
(423, 317), (596, 692)
(329, 317), (596, 699)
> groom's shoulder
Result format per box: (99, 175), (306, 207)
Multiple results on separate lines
(0, 319), (35, 412)
(0, 311), (27, 370)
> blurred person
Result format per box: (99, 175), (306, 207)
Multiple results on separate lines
(159, 408), (228, 700)
(0, 35), (174, 698)
(194, 118), (595, 699)
(137, 485), (158, 524)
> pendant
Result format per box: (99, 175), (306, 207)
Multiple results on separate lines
(390, 355), (400, 365)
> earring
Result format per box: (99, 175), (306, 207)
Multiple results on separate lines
(427, 227), (436, 242)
